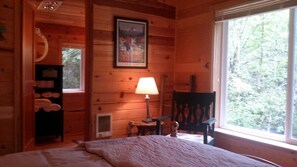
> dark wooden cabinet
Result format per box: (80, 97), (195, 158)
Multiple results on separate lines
(35, 65), (63, 142)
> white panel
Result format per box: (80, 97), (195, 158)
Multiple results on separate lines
(96, 113), (112, 138)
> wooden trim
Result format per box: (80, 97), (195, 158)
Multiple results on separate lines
(21, 0), (35, 151)
(85, 0), (93, 140)
(94, 0), (175, 19)
(14, 0), (22, 152)
(23, 138), (35, 151)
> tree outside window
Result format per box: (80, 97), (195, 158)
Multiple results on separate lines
(62, 47), (84, 91)
(220, 8), (297, 142)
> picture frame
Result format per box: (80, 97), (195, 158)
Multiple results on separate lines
(114, 16), (148, 68)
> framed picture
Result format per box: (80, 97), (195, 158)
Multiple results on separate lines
(114, 17), (148, 68)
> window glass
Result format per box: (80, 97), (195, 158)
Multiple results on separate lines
(293, 20), (297, 139)
(293, 107), (297, 139)
(62, 48), (83, 90)
(225, 9), (289, 135)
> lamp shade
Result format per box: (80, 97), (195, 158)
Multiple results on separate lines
(135, 77), (159, 95)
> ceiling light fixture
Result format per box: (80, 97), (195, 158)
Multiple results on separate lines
(37, 0), (63, 11)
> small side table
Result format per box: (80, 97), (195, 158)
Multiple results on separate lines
(128, 120), (164, 136)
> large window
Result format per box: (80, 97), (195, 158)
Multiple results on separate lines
(217, 7), (297, 145)
(62, 45), (85, 92)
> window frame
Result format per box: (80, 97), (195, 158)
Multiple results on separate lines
(216, 7), (297, 145)
(286, 8), (297, 144)
(61, 43), (85, 93)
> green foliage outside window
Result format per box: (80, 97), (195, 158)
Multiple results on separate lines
(226, 9), (297, 138)
(62, 48), (81, 89)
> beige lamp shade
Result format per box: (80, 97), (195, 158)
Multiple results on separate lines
(135, 77), (159, 95)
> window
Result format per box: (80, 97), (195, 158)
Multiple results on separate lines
(62, 45), (85, 92)
(215, 6), (297, 145)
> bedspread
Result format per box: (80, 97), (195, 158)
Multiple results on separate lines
(0, 135), (276, 167)
(84, 135), (274, 167)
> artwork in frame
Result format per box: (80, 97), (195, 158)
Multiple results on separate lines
(114, 17), (148, 68)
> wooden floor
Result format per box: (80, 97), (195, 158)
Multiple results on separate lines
(34, 134), (84, 150)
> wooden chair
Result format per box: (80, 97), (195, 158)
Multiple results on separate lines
(166, 91), (216, 145)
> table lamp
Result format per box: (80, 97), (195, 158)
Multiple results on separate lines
(135, 77), (159, 123)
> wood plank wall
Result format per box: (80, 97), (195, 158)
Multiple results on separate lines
(91, 0), (176, 138)
(35, 23), (85, 65)
(2, 1), (295, 164)
(0, 0), (17, 155)
(175, 0), (297, 166)
(35, 22), (86, 136)
(216, 132), (297, 167)
(176, 0), (220, 92)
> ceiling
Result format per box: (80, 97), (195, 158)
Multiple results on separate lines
(28, 0), (85, 27)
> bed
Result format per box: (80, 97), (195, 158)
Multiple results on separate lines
(0, 135), (279, 167)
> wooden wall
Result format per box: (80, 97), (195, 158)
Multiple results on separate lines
(0, 0), (18, 155)
(63, 93), (85, 135)
(215, 131), (297, 167)
(35, 23), (85, 65)
(1, 1), (295, 165)
(176, 0), (219, 92)
(35, 22), (86, 136)
(91, 0), (176, 138)
(31, 0), (85, 28)
(176, 0), (297, 166)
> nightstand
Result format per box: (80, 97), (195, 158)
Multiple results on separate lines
(128, 120), (164, 136)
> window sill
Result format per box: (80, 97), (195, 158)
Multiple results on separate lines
(63, 89), (85, 94)
(215, 128), (297, 152)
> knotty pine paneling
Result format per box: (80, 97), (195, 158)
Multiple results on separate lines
(0, 117), (14, 155)
(0, 117), (14, 142)
(64, 111), (85, 135)
(0, 0), (16, 155)
(175, 0), (248, 92)
(216, 131), (297, 167)
(94, 0), (176, 19)
(0, 51), (14, 82)
(34, 0), (85, 27)
(91, 1), (175, 139)
(0, 82), (14, 106)
(63, 92), (85, 135)
(175, 2), (214, 92)
(0, 1), (14, 50)
(63, 93), (85, 111)
(35, 23), (85, 65)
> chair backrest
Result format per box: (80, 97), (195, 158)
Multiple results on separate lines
(171, 91), (216, 132)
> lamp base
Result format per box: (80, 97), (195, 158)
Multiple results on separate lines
(142, 118), (153, 123)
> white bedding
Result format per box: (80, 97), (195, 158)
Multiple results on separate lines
(0, 135), (276, 167)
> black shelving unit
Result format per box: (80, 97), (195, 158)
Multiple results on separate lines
(35, 64), (63, 142)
